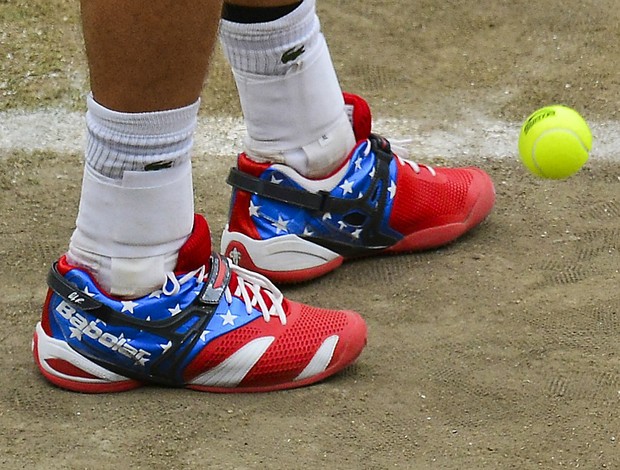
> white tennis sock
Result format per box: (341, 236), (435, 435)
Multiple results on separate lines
(219, 0), (355, 178)
(67, 96), (199, 297)
(84, 94), (198, 178)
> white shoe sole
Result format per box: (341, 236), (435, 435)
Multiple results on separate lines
(220, 225), (343, 283)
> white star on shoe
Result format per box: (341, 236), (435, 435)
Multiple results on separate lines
(69, 326), (83, 340)
(121, 300), (139, 314)
(200, 330), (211, 342)
(352, 228), (363, 239)
(302, 226), (314, 237)
(249, 200), (261, 217)
(82, 286), (96, 297)
(149, 290), (162, 299)
(388, 180), (397, 199)
(369, 166), (376, 178)
(160, 341), (172, 353)
(272, 215), (289, 234)
(322, 212), (332, 221)
(338, 220), (348, 231)
(339, 179), (354, 195)
(220, 309), (238, 326)
(270, 174), (283, 184)
(168, 304), (182, 316)
(354, 157), (363, 170)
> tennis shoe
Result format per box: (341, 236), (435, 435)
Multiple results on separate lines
(33, 214), (367, 393)
(221, 93), (496, 282)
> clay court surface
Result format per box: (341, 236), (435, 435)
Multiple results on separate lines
(1, 0), (619, 468)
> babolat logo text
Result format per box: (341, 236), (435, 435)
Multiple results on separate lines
(523, 109), (556, 135)
(55, 300), (151, 366)
(68, 291), (86, 304)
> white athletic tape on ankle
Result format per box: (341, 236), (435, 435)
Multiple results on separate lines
(234, 36), (348, 162)
(109, 255), (171, 298)
(72, 161), (194, 259)
(282, 113), (356, 177)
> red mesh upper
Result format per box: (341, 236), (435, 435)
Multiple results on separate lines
(390, 165), (476, 234)
(184, 301), (352, 386)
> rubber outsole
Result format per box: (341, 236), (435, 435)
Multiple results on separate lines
(33, 317), (367, 394)
(223, 176), (496, 283)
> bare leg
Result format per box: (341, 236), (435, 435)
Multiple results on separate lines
(70, 0), (223, 297)
(81, 0), (222, 112)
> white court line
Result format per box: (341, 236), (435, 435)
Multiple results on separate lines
(1, 109), (619, 161)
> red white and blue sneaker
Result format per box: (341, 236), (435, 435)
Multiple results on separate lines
(33, 214), (367, 393)
(221, 93), (496, 283)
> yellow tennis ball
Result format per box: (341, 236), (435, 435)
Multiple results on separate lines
(518, 105), (592, 179)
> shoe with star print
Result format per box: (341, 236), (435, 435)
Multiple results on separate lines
(33, 214), (367, 393)
(221, 93), (496, 283)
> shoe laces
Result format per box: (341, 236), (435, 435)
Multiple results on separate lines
(380, 138), (437, 177)
(161, 263), (287, 325)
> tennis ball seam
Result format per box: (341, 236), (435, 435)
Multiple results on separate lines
(531, 128), (589, 178)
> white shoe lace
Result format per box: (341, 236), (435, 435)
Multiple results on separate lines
(161, 263), (287, 325)
(380, 138), (437, 177)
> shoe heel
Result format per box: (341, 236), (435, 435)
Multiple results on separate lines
(221, 227), (343, 283)
(33, 323), (142, 393)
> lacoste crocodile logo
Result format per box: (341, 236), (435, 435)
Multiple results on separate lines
(281, 45), (305, 64)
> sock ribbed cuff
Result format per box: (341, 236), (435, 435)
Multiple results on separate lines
(219, 0), (318, 76)
(85, 94), (200, 179)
